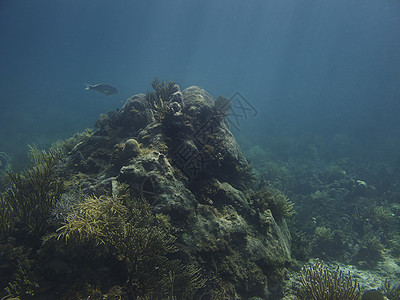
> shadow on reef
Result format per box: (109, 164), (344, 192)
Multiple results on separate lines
(0, 79), (293, 299)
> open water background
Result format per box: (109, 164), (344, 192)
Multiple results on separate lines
(1, 0), (399, 170)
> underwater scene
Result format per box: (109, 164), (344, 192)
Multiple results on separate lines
(1, 0), (400, 299)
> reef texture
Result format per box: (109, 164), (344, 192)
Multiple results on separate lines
(61, 84), (292, 298)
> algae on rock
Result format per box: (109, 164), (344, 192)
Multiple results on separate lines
(26, 82), (293, 298)
(55, 188), (205, 298)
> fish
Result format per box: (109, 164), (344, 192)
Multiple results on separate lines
(84, 83), (118, 95)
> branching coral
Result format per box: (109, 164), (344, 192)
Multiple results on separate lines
(56, 188), (205, 298)
(314, 226), (334, 242)
(370, 205), (395, 228)
(26, 144), (62, 166)
(5, 146), (63, 236)
(49, 190), (86, 225)
(382, 279), (400, 299)
(301, 260), (361, 300)
(56, 194), (128, 246)
(150, 77), (177, 103)
(146, 77), (177, 122)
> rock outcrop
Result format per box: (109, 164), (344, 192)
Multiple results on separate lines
(63, 83), (291, 298)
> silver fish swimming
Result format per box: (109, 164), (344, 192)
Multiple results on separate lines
(84, 83), (118, 95)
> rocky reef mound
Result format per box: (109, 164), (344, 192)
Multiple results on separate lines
(61, 80), (292, 298)
(0, 80), (293, 299)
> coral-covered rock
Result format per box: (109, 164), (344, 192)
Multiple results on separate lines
(183, 86), (214, 117)
(118, 150), (197, 221)
(59, 82), (291, 298)
(116, 93), (155, 135)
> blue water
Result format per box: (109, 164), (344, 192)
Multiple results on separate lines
(1, 0), (400, 169)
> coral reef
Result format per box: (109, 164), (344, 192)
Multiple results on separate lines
(382, 280), (400, 299)
(247, 132), (400, 277)
(52, 128), (94, 154)
(145, 78), (183, 122)
(0, 193), (14, 236)
(300, 260), (361, 300)
(53, 188), (205, 298)
(250, 185), (294, 221)
(0, 81), (293, 299)
(61, 83), (292, 298)
(0, 152), (12, 174)
(0, 152), (12, 191)
(5, 257), (39, 298)
(4, 146), (63, 237)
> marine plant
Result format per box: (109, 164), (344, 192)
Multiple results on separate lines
(370, 205), (395, 229)
(235, 164), (257, 188)
(353, 235), (384, 269)
(251, 185), (294, 220)
(381, 279), (400, 300)
(0, 172), (9, 193)
(56, 194), (128, 246)
(150, 77), (177, 103)
(55, 187), (205, 298)
(300, 260), (361, 300)
(5, 257), (39, 298)
(260, 160), (292, 191)
(311, 226), (344, 259)
(51, 128), (94, 154)
(146, 77), (177, 122)
(0, 151), (12, 190)
(314, 226), (334, 242)
(0, 151), (12, 175)
(0, 192), (14, 236)
(94, 110), (121, 135)
(4, 146), (63, 237)
(49, 190), (86, 226)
